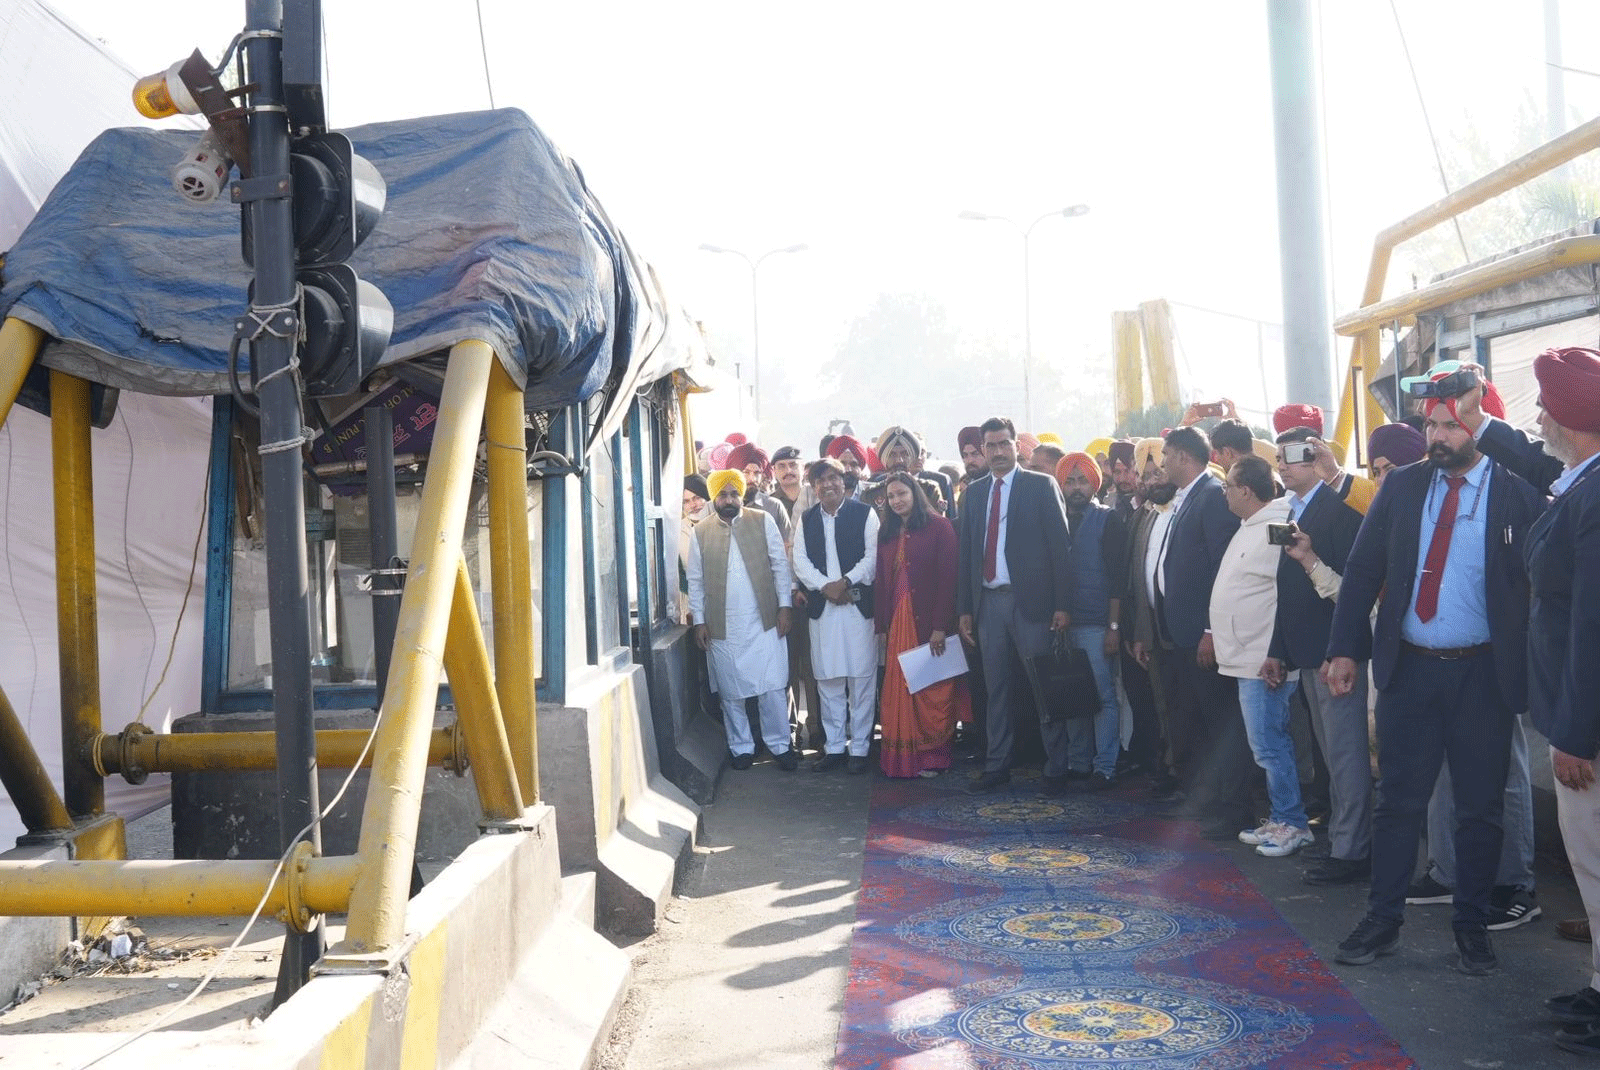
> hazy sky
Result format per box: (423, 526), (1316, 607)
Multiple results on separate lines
(48, 0), (1600, 446)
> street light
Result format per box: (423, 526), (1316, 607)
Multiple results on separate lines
(698, 242), (809, 422)
(959, 204), (1089, 429)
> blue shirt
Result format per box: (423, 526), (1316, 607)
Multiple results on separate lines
(1285, 480), (1322, 523)
(1401, 454), (1492, 647)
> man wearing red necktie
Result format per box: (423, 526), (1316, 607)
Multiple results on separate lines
(1324, 372), (1544, 978)
(956, 417), (1074, 794)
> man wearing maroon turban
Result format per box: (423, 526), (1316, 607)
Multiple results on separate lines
(1324, 362), (1546, 977)
(728, 442), (792, 545)
(1456, 352), (1600, 1052)
(826, 435), (870, 489)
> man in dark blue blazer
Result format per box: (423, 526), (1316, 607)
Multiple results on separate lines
(1453, 351), (1600, 1054)
(1266, 426), (1372, 887)
(1325, 388), (1544, 976)
(957, 417), (1073, 792)
(1152, 426), (1250, 838)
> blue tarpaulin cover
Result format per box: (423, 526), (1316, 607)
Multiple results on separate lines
(0, 108), (635, 411)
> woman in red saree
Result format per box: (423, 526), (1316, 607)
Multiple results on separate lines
(875, 472), (970, 777)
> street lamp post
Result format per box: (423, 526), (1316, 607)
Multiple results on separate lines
(959, 205), (1089, 429)
(698, 242), (809, 422)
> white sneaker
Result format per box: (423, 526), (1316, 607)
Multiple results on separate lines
(1238, 820), (1281, 846)
(1256, 824), (1315, 857)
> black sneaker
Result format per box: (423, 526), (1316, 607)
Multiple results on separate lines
(775, 748), (799, 772)
(1487, 888), (1542, 931)
(1454, 925), (1497, 975)
(1548, 986), (1600, 1025)
(1070, 772), (1115, 793)
(1556, 1023), (1600, 1057)
(1335, 913), (1401, 965)
(1404, 873), (1453, 905)
(730, 752), (754, 771)
(846, 755), (869, 775)
(812, 753), (846, 773)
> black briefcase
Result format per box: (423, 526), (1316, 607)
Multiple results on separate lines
(1025, 631), (1099, 723)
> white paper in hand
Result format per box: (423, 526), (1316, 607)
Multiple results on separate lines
(896, 640), (969, 694)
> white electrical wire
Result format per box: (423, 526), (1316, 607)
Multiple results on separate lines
(72, 699), (390, 1070)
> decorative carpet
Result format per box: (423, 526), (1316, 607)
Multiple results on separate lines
(838, 770), (1417, 1069)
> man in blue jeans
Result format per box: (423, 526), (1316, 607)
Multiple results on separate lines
(1049, 452), (1128, 793)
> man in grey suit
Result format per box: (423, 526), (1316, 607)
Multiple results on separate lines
(957, 417), (1074, 793)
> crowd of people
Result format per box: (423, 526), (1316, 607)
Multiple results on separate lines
(677, 348), (1600, 1058)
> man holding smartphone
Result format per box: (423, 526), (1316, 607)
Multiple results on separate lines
(1267, 426), (1371, 886)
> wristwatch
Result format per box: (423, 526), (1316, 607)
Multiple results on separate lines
(1108, 622), (1120, 630)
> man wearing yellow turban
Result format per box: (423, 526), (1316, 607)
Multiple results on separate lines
(687, 470), (799, 771)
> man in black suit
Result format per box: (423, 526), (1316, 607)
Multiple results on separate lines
(1264, 426), (1372, 887)
(1326, 383), (1544, 976)
(956, 416), (1073, 793)
(1451, 352), (1600, 1051)
(1152, 426), (1250, 838)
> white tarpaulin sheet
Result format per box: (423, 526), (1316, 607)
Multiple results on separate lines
(0, 1), (207, 843)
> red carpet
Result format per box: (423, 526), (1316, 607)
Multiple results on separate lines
(838, 770), (1416, 1069)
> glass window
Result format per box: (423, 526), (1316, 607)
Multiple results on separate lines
(585, 434), (624, 660)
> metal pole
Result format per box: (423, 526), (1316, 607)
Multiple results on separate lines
(366, 404), (400, 704)
(0, 318), (43, 432)
(749, 262), (761, 422)
(242, 0), (324, 1002)
(486, 360), (538, 801)
(1266, 0), (1335, 411)
(93, 725), (459, 774)
(1546, 0), (1566, 141)
(1021, 229), (1035, 429)
(0, 684), (73, 834)
(50, 371), (104, 820)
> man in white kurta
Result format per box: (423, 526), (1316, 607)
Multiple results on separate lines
(793, 458), (880, 772)
(687, 470), (797, 771)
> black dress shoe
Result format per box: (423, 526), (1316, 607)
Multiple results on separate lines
(1454, 925), (1497, 975)
(775, 748), (799, 772)
(967, 770), (1011, 794)
(1548, 986), (1600, 1025)
(1302, 855), (1370, 886)
(812, 752), (846, 773)
(846, 755), (870, 775)
(730, 752), (754, 771)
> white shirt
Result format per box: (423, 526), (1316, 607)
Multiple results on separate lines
(791, 501), (879, 679)
(1154, 470), (1203, 596)
(981, 468), (1016, 588)
(1144, 507), (1175, 608)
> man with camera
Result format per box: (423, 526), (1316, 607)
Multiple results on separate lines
(793, 457), (880, 773)
(1266, 426), (1371, 886)
(1325, 367), (1545, 976)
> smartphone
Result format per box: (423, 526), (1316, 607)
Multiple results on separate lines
(1193, 401), (1226, 418)
(1266, 522), (1298, 546)
(1406, 367), (1480, 399)
(1282, 442), (1315, 464)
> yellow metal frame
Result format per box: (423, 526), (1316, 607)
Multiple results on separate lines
(1330, 114), (1600, 461)
(0, 332), (543, 964)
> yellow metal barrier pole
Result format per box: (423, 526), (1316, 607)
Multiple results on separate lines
(1330, 115), (1600, 460)
(0, 855), (362, 918)
(94, 726), (459, 775)
(444, 557), (524, 821)
(51, 370), (105, 820)
(0, 318), (43, 432)
(0, 684), (72, 833)
(485, 358), (538, 802)
(336, 340), (494, 959)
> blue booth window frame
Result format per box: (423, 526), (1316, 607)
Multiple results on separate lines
(200, 394), (454, 715)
